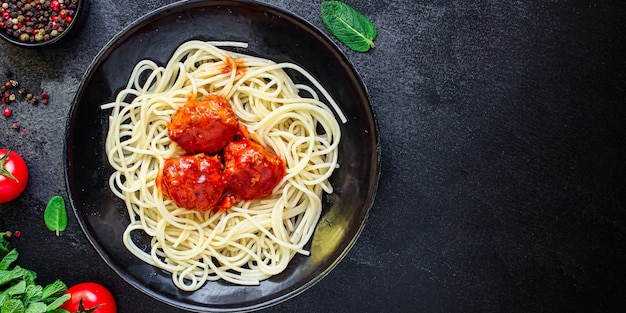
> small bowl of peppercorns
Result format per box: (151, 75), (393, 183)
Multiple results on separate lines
(0, 0), (89, 48)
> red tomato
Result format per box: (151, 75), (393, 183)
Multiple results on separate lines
(60, 282), (117, 313)
(0, 149), (28, 204)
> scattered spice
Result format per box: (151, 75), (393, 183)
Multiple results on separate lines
(1, 67), (50, 129)
(0, 0), (80, 43)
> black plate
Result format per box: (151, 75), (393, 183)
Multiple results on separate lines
(64, 0), (380, 311)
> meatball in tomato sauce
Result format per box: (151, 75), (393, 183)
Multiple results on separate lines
(168, 95), (240, 154)
(223, 139), (286, 200)
(159, 153), (228, 212)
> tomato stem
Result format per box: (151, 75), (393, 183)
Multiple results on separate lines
(0, 149), (19, 182)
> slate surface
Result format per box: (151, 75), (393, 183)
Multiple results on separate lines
(1, 0), (625, 312)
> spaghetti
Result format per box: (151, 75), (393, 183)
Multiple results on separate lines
(102, 40), (343, 290)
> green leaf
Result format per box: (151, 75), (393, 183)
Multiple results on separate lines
(44, 294), (70, 312)
(320, 1), (377, 52)
(0, 249), (18, 271)
(22, 270), (36, 286)
(40, 281), (67, 302)
(2, 298), (25, 313)
(0, 267), (25, 287)
(24, 285), (43, 303)
(44, 196), (68, 236)
(5, 280), (26, 297)
(0, 234), (11, 259)
(24, 302), (47, 313)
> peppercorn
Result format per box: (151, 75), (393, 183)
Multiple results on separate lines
(25, 93), (33, 100)
(17, 87), (26, 95)
(11, 122), (20, 130)
(3, 107), (12, 117)
(1, 0), (79, 42)
(8, 93), (16, 102)
(40, 91), (49, 100)
(9, 80), (18, 87)
(41, 98), (48, 105)
(30, 97), (38, 105)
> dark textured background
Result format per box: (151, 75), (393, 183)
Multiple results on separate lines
(2, 0), (626, 312)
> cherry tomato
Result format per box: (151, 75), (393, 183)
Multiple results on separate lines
(0, 149), (28, 204)
(60, 282), (117, 313)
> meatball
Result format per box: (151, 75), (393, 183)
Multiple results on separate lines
(159, 153), (228, 212)
(168, 95), (240, 154)
(223, 139), (286, 200)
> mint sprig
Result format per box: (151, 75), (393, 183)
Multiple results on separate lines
(0, 233), (70, 312)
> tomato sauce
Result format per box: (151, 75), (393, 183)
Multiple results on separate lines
(158, 95), (285, 212)
(221, 56), (246, 76)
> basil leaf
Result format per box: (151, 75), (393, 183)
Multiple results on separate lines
(320, 1), (377, 52)
(44, 196), (68, 236)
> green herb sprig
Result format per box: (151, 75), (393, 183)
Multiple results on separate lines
(320, 1), (377, 52)
(0, 232), (70, 313)
(44, 196), (68, 237)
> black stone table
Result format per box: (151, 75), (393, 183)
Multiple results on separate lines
(1, 0), (625, 312)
